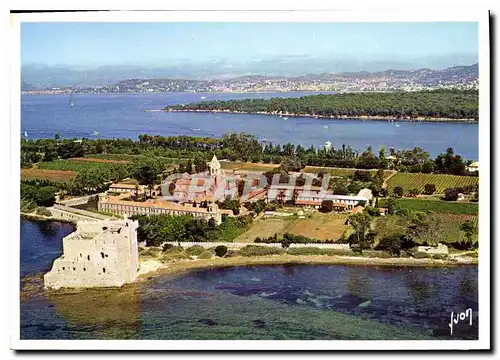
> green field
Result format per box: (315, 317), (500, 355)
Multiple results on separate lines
(379, 198), (479, 215)
(85, 154), (188, 163)
(37, 159), (124, 172)
(385, 172), (478, 195)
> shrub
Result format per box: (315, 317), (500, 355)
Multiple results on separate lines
(408, 188), (420, 197)
(413, 251), (431, 259)
(361, 250), (392, 258)
(424, 183), (436, 195)
(287, 247), (352, 256)
(36, 206), (52, 217)
(160, 250), (190, 263)
(162, 243), (175, 252)
(141, 248), (161, 257)
(214, 245), (228, 257)
(238, 245), (285, 257)
(186, 245), (206, 256)
(444, 188), (459, 201)
(393, 186), (404, 197)
(198, 250), (213, 259)
(225, 249), (240, 257)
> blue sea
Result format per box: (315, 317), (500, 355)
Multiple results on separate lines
(21, 92), (479, 159)
(20, 219), (478, 340)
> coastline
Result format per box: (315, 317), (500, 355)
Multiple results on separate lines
(161, 109), (478, 124)
(136, 253), (477, 282)
(20, 211), (76, 225)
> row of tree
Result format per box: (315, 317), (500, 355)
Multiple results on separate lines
(21, 134), (475, 176)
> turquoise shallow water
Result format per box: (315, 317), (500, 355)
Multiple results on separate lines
(20, 219), (478, 340)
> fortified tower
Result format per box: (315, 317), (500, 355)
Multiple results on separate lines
(44, 217), (139, 289)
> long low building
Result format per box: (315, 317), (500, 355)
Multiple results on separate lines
(268, 184), (373, 211)
(98, 193), (225, 225)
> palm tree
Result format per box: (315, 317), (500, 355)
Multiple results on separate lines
(277, 189), (287, 205)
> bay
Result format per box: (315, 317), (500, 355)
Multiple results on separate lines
(21, 92), (478, 159)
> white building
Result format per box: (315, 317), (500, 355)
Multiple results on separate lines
(44, 218), (139, 289)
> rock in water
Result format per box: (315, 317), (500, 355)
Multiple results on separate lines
(358, 299), (372, 308)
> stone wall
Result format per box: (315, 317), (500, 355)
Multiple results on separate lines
(160, 241), (350, 250)
(49, 204), (111, 223)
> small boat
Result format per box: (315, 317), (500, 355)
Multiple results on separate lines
(69, 94), (74, 107)
(323, 125), (329, 130)
(283, 117), (288, 120)
(262, 138), (268, 142)
(200, 96), (207, 100)
(92, 131), (99, 136)
(395, 123), (400, 128)
(192, 128), (201, 132)
(23, 131), (28, 138)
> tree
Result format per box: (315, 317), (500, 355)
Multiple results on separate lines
(424, 183), (436, 195)
(387, 198), (397, 215)
(348, 212), (372, 253)
(320, 200), (334, 213)
(194, 156), (208, 173)
(408, 188), (420, 197)
(35, 186), (57, 207)
(459, 221), (476, 250)
(393, 186), (404, 198)
(214, 245), (228, 257)
(444, 188), (459, 201)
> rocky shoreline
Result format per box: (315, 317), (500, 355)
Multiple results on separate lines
(160, 109), (478, 124)
(136, 253), (478, 282)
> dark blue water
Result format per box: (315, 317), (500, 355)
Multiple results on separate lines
(20, 219), (478, 340)
(20, 219), (74, 278)
(21, 93), (479, 159)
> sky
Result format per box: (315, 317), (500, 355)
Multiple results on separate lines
(21, 22), (478, 67)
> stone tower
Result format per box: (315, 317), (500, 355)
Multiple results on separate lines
(44, 218), (139, 289)
(209, 154), (221, 177)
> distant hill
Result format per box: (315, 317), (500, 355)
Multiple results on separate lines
(22, 63), (478, 94)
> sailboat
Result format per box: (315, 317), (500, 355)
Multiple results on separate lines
(23, 131), (28, 138)
(69, 94), (74, 107)
(92, 131), (100, 136)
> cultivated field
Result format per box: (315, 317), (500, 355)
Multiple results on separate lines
(385, 172), (478, 195)
(302, 166), (396, 180)
(234, 218), (295, 243)
(37, 159), (126, 172)
(221, 161), (280, 172)
(235, 212), (350, 242)
(21, 168), (77, 182)
(70, 157), (129, 164)
(286, 213), (350, 240)
(379, 198), (479, 215)
(428, 213), (479, 244)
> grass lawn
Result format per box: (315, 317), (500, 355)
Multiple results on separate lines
(235, 212), (350, 242)
(385, 172), (478, 195)
(379, 197), (478, 215)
